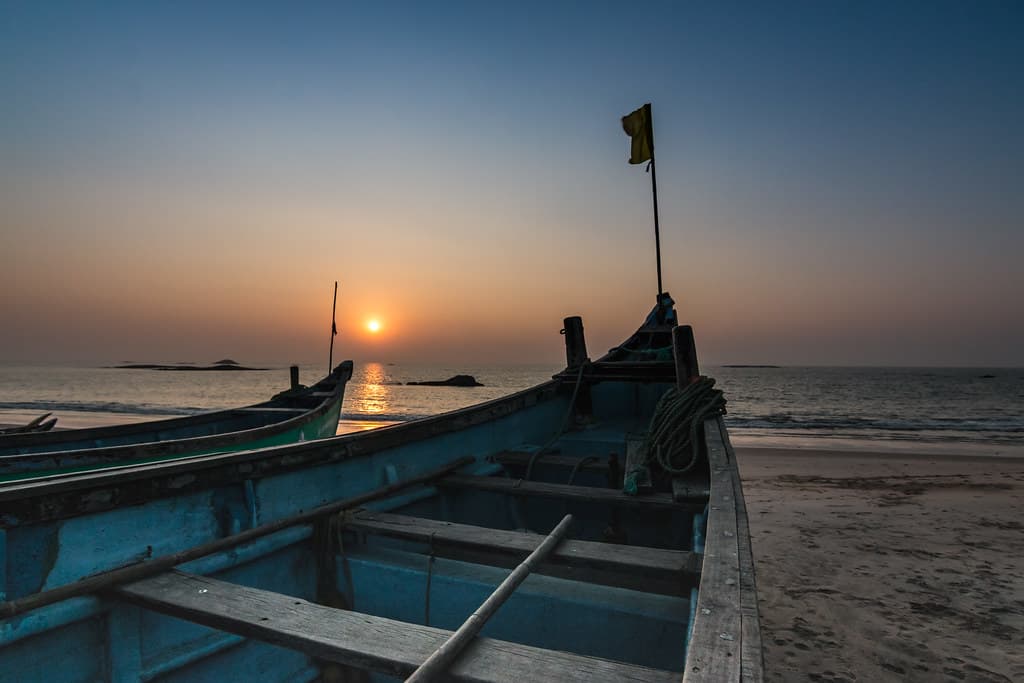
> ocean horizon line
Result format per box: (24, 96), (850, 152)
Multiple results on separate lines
(1, 360), (1023, 371)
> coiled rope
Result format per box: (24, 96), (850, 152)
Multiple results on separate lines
(642, 377), (727, 475)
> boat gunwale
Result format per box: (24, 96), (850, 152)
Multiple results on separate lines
(0, 314), (688, 522)
(0, 376), (570, 521)
(0, 310), (678, 505)
(682, 415), (764, 682)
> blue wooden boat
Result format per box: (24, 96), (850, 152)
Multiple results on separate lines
(0, 297), (762, 682)
(0, 362), (353, 481)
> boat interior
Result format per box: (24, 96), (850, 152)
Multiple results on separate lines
(99, 376), (709, 682)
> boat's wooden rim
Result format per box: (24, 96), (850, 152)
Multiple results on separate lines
(0, 310), (678, 516)
(0, 377), (567, 522)
(682, 415), (764, 682)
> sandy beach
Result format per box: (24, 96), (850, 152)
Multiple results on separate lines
(738, 447), (1024, 682)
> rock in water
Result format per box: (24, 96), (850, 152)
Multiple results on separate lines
(407, 375), (484, 387)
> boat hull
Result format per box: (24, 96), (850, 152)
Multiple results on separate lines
(0, 306), (762, 681)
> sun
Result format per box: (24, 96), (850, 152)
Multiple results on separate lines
(366, 319), (381, 333)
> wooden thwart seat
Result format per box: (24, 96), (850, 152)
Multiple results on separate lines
(114, 571), (679, 683)
(347, 510), (701, 579)
(440, 474), (695, 509)
(493, 451), (608, 471)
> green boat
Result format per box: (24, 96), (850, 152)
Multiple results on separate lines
(0, 362), (353, 481)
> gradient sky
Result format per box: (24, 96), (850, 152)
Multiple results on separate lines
(2, 1), (1022, 366)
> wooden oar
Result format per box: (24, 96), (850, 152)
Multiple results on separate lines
(405, 514), (574, 683)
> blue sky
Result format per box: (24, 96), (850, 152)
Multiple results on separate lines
(2, 1), (1022, 365)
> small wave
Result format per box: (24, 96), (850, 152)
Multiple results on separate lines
(0, 400), (204, 417)
(726, 414), (1024, 434)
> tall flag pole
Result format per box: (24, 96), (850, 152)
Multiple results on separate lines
(328, 281), (338, 374)
(622, 102), (663, 297)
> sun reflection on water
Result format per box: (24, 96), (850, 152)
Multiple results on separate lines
(348, 362), (392, 416)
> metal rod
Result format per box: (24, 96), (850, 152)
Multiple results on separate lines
(0, 456), (473, 619)
(405, 513), (574, 683)
(328, 280), (339, 374)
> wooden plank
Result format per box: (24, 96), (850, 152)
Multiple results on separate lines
(115, 571), (679, 683)
(421, 544), (691, 597)
(682, 418), (742, 682)
(440, 475), (685, 510)
(495, 453), (708, 503)
(493, 451), (608, 472)
(624, 437), (653, 493)
(347, 510), (700, 578)
(719, 417), (765, 682)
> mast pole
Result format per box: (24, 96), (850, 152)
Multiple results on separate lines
(647, 103), (663, 297)
(328, 281), (338, 374)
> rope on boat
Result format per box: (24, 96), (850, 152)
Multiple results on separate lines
(639, 377), (726, 477)
(424, 532), (437, 626)
(523, 362), (588, 481)
(566, 455), (599, 485)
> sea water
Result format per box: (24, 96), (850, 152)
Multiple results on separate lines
(1, 362), (1021, 455)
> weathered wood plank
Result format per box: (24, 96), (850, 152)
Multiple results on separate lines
(719, 416), (765, 682)
(493, 451), (608, 471)
(347, 510), (700, 578)
(439, 475), (685, 510)
(495, 455), (707, 504)
(115, 571), (679, 683)
(682, 418), (742, 682)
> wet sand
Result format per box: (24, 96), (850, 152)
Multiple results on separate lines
(738, 447), (1024, 682)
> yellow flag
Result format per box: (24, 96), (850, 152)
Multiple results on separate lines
(621, 103), (652, 164)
